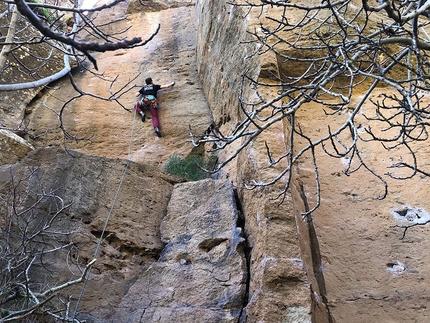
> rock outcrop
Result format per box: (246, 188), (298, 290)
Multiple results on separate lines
(111, 179), (247, 322)
(1, 1), (312, 322)
(0, 147), (180, 319)
(195, 1), (313, 321)
(0, 129), (34, 166)
(0, 147), (246, 322)
(25, 4), (212, 168)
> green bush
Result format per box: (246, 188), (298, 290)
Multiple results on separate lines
(164, 155), (217, 181)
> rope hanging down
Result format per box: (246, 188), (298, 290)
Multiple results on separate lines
(72, 108), (138, 321)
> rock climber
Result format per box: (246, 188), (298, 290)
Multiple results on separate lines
(134, 77), (175, 137)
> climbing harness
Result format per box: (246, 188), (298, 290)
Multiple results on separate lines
(138, 94), (157, 111)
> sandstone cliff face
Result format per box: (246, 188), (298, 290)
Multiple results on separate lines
(25, 3), (211, 167)
(195, 1), (430, 323)
(1, 1), (251, 322)
(2, 0), (430, 322)
(111, 179), (247, 322)
(195, 1), (313, 322)
(0, 147), (179, 320)
(0, 147), (246, 323)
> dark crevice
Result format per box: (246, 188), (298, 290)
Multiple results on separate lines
(90, 230), (162, 258)
(233, 189), (251, 323)
(198, 238), (228, 252)
(299, 182), (334, 323)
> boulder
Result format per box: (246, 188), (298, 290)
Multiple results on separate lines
(0, 129), (34, 166)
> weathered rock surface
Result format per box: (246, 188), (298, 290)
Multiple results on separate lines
(0, 146), (182, 320)
(3, 0), (430, 322)
(1, 3), (250, 322)
(1, 147), (246, 322)
(292, 99), (430, 322)
(195, 1), (313, 321)
(0, 129), (34, 166)
(195, 1), (430, 322)
(111, 179), (247, 322)
(2, 1), (312, 322)
(25, 4), (212, 168)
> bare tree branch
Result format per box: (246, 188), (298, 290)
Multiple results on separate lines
(0, 166), (88, 322)
(13, 0), (152, 70)
(191, 0), (430, 216)
(0, 5), (19, 72)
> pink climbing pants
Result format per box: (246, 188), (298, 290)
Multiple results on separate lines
(149, 107), (159, 128)
(134, 101), (160, 129)
(134, 102), (144, 114)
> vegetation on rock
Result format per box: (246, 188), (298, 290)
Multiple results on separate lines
(164, 154), (217, 181)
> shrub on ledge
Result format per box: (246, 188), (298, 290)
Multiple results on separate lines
(164, 155), (217, 181)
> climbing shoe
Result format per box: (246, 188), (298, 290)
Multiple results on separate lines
(154, 127), (162, 137)
(141, 113), (145, 122)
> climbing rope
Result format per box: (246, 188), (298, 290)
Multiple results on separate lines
(72, 107), (138, 321)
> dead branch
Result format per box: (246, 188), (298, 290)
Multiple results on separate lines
(191, 0), (430, 215)
(0, 166), (87, 322)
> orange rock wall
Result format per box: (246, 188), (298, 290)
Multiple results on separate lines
(196, 1), (313, 322)
(196, 1), (430, 322)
